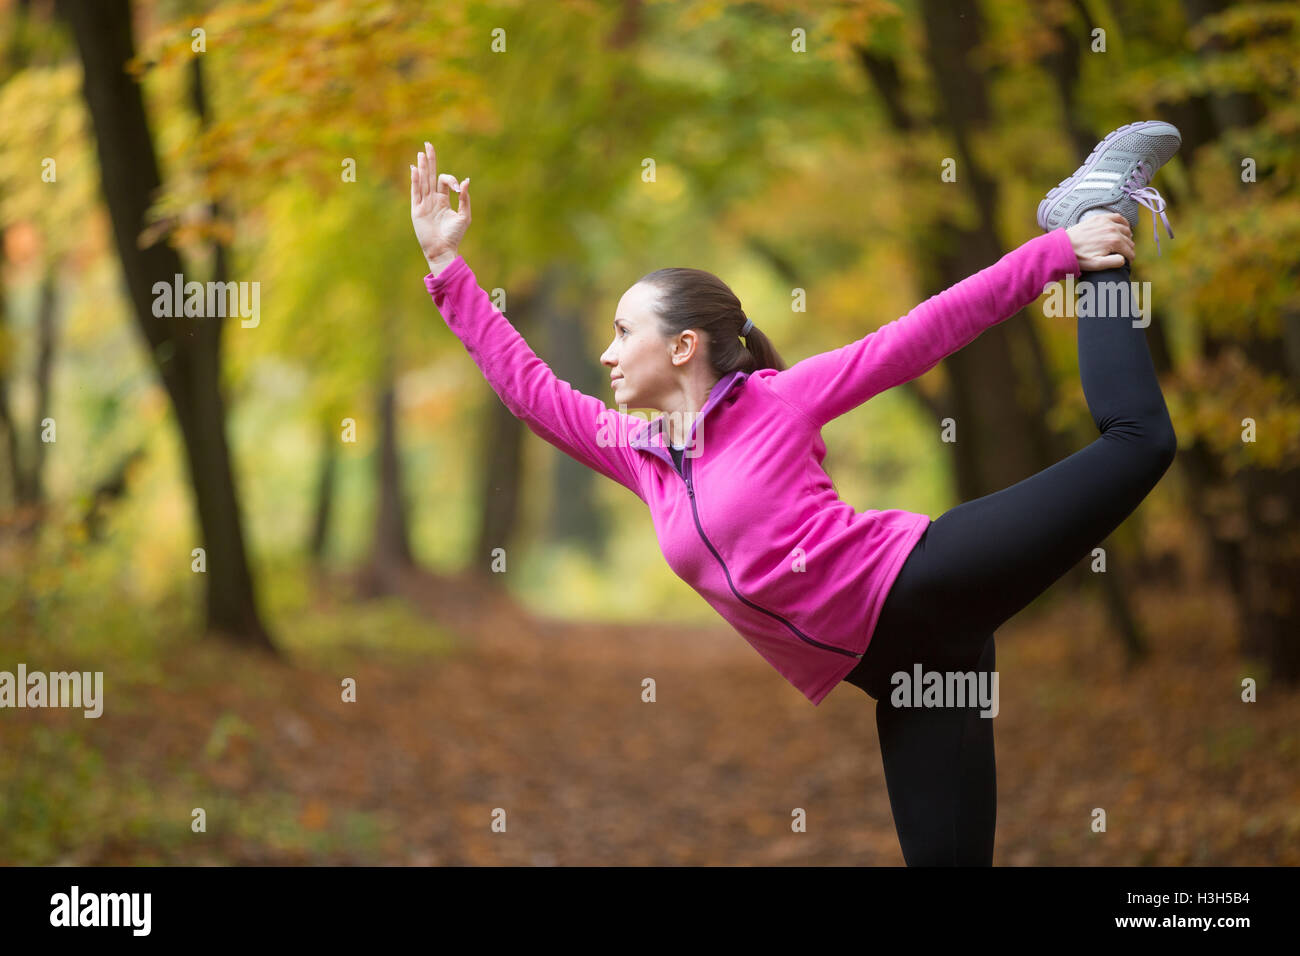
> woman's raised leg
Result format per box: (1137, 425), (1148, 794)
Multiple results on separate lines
(845, 263), (1174, 865)
(887, 262), (1176, 663)
(848, 120), (1183, 866)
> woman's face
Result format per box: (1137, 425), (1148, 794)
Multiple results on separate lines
(601, 282), (697, 410)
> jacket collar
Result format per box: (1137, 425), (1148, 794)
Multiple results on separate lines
(628, 369), (749, 453)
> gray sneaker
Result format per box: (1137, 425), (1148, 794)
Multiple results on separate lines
(1037, 120), (1181, 254)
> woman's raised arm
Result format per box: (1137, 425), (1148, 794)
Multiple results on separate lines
(413, 144), (645, 499)
(764, 228), (1085, 430)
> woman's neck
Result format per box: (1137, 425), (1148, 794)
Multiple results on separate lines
(661, 373), (720, 446)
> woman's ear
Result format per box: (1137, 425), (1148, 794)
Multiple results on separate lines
(671, 329), (701, 366)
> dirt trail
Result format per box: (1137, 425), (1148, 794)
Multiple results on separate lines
(65, 568), (1298, 865)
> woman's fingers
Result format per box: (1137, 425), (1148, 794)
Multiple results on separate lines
(437, 173), (462, 198)
(419, 143), (436, 202)
(412, 142), (469, 220)
(1102, 218), (1134, 264)
(1070, 214), (1137, 269)
(1118, 230), (1134, 262)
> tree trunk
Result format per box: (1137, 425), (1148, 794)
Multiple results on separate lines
(57, 0), (274, 651)
(472, 285), (529, 588)
(309, 416), (337, 564)
(924, 228), (1052, 495)
(1166, 0), (1299, 682)
(366, 371), (415, 590)
(0, 256), (24, 515)
(0, 256), (61, 541)
(536, 265), (607, 554)
(473, 397), (525, 587)
(856, 2), (1056, 503)
(28, 266), (57, 516)
(1238, 462), (1300, 681)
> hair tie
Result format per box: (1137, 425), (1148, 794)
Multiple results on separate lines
(740, 317), (754, 337)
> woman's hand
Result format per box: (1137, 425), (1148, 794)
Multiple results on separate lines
(411, 141), (471, 270)
(1066, 213), (1135, 271)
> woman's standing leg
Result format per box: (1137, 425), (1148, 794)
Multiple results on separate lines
(869, 631), (997, 865)
(953, 633), (997, 864)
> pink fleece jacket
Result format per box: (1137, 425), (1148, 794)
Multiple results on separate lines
(426, 229), (1081, 705)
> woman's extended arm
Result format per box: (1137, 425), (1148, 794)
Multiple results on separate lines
(765, 227), (1084, 429)
(426, 256), (645, 497)
(412, 143), (644, 498)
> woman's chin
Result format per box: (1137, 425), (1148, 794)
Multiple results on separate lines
(612, 385), (653, 410)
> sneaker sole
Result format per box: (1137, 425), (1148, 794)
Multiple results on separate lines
(1036, 120), (1180, 231)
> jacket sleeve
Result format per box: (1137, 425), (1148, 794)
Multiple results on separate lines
(426, 255), (646, 499)
(766, 228), (1082, 429)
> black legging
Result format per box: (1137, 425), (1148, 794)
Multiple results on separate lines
(842, 262), (1177, 866)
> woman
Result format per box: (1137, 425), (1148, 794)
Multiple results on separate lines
(409, 120), (1181, 866)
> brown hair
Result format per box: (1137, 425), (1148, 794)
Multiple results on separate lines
(637, 267), (786, 373)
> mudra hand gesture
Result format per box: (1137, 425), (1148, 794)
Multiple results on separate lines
(411, 141), (471, 273)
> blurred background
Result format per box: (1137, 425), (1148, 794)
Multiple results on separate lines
(0, 0), (1297, 865)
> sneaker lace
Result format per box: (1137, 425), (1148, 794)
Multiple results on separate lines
(1123, 160), (1174, 254)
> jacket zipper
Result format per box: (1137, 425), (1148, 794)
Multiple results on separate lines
(680, 454), (862, 660)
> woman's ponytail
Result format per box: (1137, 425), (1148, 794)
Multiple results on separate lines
(737, 318), (786, 372)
